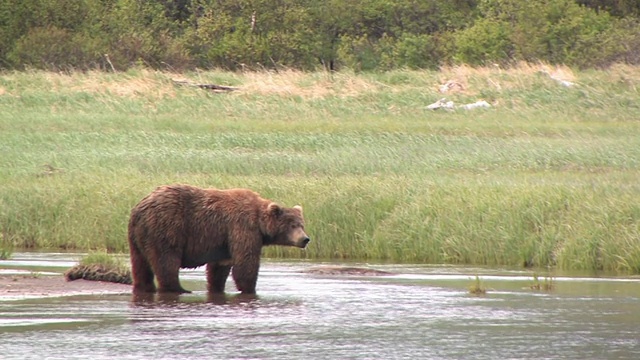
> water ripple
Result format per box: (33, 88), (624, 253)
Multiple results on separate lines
(1, 255), (640, 359)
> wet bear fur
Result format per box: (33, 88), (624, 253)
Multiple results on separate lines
(128, 184), (310, 294)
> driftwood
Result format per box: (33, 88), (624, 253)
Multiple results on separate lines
(173, 79), (238, 92)
(303, 265), (393, 276)
(64, 264), (132, 285)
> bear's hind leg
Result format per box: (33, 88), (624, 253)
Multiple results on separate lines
(207, 263), (231, 293)
(130, 244), (156, 293)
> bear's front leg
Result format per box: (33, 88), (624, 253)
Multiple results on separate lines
(229, 239), (262, 294)
(231, 258), (260, 294)
(207, 263), (231, 293)
(154, 253), (191, 294)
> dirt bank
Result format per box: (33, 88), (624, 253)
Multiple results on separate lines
(0, 274), (132, 300)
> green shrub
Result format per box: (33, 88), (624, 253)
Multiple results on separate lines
(7, 26), (92, 70)
(594, 17), (640, 66)
(454, 18), (513, 65)
(392, 33), (442, 70)
(459, 0), (631, 67)
(1, 0), (639, 70)
(337, 34), (381, 72)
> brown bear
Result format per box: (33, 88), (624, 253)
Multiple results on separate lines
(127, 184), (310, 294)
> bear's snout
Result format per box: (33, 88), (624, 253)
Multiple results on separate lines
(300, 236), (311, 248)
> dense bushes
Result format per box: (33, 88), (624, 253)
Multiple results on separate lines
(1, 0), (639, 71)
(455, 0), (636, 67)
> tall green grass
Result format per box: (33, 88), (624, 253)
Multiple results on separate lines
(1, 65), (639, 273)
(79, 251), (130, 273)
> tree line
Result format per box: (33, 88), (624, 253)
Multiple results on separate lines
(1, 0), (639, 71)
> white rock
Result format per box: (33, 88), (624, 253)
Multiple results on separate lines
(461, 100), (491, 110)
(427, 98), (455, 110)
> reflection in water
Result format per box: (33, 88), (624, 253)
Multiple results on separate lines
(1, 254), (640, 359)
(130, 291), (260, 306)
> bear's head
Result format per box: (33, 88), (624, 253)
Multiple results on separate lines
(262, 203), (310, 248)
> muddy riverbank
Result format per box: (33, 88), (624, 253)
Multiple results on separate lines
(0, 274), (131, 300)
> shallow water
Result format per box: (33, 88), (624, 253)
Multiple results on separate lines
(1, 253), (640, 359)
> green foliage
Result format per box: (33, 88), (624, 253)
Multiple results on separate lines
(596, 17), (640, 66)
(387, 33), (443, 70)
(577, 0), (640, 17)
(337, 32), (444, 71)
(454, 18), (513, 65)
(456, 0), (640, 67)
(101, 0), (189, 69)
(1, 0), (639, 70)
(180, 0), (319, 70)
(336, 34), (380, 71)
(8, 26), (86, 70)
(0, 0), (93, 69)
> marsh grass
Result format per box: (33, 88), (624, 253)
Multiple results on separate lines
(79, 252), (130, 272)
(1, 65), (640, 272)
(530, 273), (555, 291)
(0, 248), (11, 260)
(468, 275), (487, 295)
(0, 233), (11, 260)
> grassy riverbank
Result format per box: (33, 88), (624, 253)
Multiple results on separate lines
(1, 65), (639, 272)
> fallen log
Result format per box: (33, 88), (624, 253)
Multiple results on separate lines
(64, 264), (132, 285)
(303, 265), (393, 276)
(172, 79), (238, 92)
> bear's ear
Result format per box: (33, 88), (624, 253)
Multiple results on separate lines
(293, 205), (303, 215)
(267, 202), (283, 217)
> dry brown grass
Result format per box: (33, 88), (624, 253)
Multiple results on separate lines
(72, 70), (178, 98)
(2, 68), (386, 100)
(440, 62), (575, 78)
(239, 70), (382, 99)
(603, 63), (640, 87)
(78, 71), (177, 98)
(1, 69), (178, 99)
(3, 63), (637, 102)
(437, 62), (577, 95)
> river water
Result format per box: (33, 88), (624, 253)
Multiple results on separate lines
(1, 252), (639, 359)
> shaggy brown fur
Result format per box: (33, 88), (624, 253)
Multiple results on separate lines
(128, 184), (310, 294)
